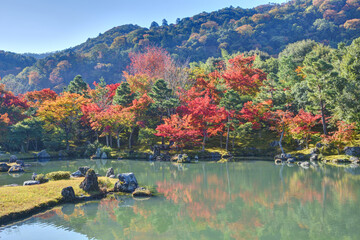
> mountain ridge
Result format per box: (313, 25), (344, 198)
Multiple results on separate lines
(1, 0), (360, 94)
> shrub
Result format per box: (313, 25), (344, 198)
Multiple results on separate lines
(101, 146), (112, 157)
(35, 174), (49, 183)
(84, 140), (103, 157)
(46, 171), (71, 181)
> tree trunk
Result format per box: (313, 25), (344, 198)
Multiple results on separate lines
(106, 135), (109, 147)
(226, 121), (230, 152)
(220, 134), (223, 148)
(129, 127), (135, 149)
(65, 129), (70, 151)
(320, 98), (328, 135)
(26, 139), (30, 152)
(202, 130), (206, 152)
(110, 134), (113, 147)
(305, 134), (309, 149)
(232, 134), (235, 149)
(279, 130), (285, 155)
(117, 132), (121, 149)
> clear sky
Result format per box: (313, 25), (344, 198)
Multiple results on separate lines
(0, 0), (286, 54)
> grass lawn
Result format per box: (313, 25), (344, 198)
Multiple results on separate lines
(0, 177), (117, 224)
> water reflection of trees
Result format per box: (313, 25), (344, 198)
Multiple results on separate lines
(29, 162), (360, 240)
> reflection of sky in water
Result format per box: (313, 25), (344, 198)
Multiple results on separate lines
(0, 223), (90, 240)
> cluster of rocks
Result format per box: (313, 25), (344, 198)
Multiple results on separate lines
(89, 148), (108, 159)
(0, 155), (29, 174)
(171, 154), (191, 163)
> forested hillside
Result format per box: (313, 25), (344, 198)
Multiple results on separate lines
(1, 0), (360, 94)
(0, 51), (36, 81)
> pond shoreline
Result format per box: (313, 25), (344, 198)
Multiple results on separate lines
(0, 177), (120, 227)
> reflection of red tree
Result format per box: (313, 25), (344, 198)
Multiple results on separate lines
(36, 210), (56, 219)
(99, 198), (118, 221)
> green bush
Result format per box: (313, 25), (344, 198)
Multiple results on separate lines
(35, 174), (49, 183)
(46, 171), (71, 181)
(84, 140), (103, 157)
(101, 146), (112, 157)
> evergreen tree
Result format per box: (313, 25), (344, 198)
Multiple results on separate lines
(302, 45), (342, 135)
(150, 21), (159, 29)
(113, 82), (134, 107)
(162, 19), (168, 26)
(66, 75), (88, 95)
(149, 79), (179, 116)
(220, 89), (243, 151)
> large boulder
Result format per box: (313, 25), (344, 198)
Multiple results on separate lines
(16, 160), (25, 167)
(8, 164), (24, 173)
(61, 186), (76, 202)
(0, 163), (10, 172)
(95, 148), (101, 158)
(171, 154), (190, 163)
(79, 166), (90, 176)
(106, 167), (114, 177)
(23, 180), (40, 186)
(37, 150), (50, 159)
(9, 155), (17, 163)
(344, 147), (360, 157)
(71, 170), (83, 178)
(114, 173), (138, 193)
(79, 169), (99, 192)
(101, 152), (107, 159)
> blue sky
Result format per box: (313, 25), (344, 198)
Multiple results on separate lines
(0, 0), (286, 53)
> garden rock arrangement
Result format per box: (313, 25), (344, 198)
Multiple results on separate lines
(105, 167), (115, 178)
(9, 155), (17, 163)
(344, 147), (360, 157)
(171, 154), (190, 163)
(8, 164), (24, 173)
(61, 186), (76, 202)
(23, 180), (40, 186)
(71, 166), (91, 177)
(0, 163), (10, 172)
(132, 187), (152, 197)
(114, 173), (138, 193)
(37, 150), (50, 159)
(79, 169), (99, 192)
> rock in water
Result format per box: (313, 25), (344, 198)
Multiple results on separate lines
(132, 187), (151, 197)
(61, 186), (76, 202)
(32, 172), (37, 180)
(9, 155), (17, 163)
(106, 167), (114, 177)
(8, 164), (24, 173)
(0, 163), (10, 172)
(79, 166), (90, 176)
(114, 173), (138, 193)
(300, 161), (310, 169)
(79, 169), (99, 192)
(71, 170), (83, 177)
(23, 180), (40, 186)
(37, 150), (50, 158)
(16, 160), (25, 167)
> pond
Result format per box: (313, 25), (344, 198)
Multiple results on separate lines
(1, 159), (360, 239)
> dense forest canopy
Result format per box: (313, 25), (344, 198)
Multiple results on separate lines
(1, 0), (360, 94)
(1, 34), (360, 156)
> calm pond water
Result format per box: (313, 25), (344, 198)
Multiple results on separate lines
(1, 159), (360, 239)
